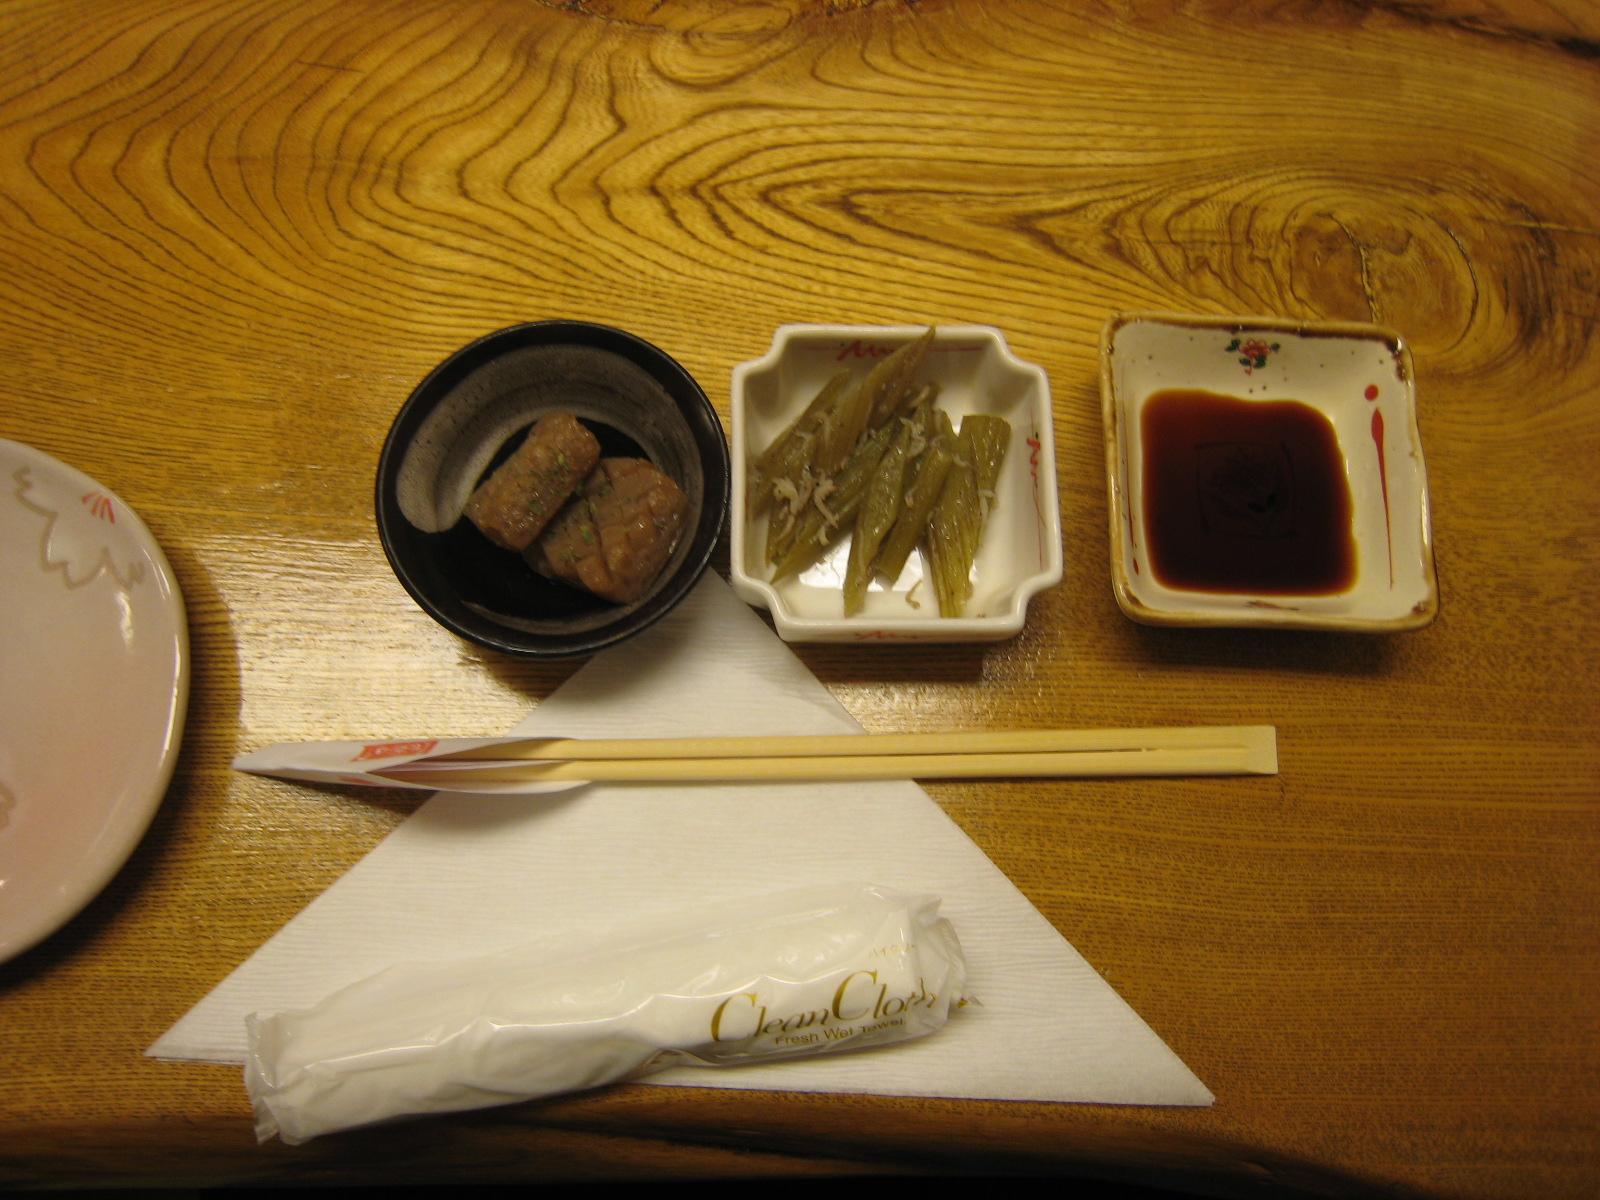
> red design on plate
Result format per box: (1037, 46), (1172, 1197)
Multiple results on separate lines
(1027, 435), (1048, 568)
(1372, 408), (1394, 586)
(81, 491), (116, 522)
(1364, 384), (1380, 401)
(1225, 336), (1280, 373)
(834, 339), (891, 362)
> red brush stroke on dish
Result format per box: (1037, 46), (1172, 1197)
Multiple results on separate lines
(1027, 435), (1048, 568)
(1371, 408), (1394, 587)
(81, 491), (116, 522)
(1121, 427), (1140, 574)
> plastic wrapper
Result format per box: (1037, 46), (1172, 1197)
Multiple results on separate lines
(244, 883), (969, 1144)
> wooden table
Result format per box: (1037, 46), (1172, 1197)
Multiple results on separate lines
(2, 1), (1596, 1196)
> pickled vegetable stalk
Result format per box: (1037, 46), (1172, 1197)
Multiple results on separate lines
(873, 408), (957, 586)
(861, 327), (936, 430)
(767, 417), (935, 577)
(925, 415), (1010, 618)
(843, 417), (918, 615)
(748, 370), (850, 519)
(771, 414), (901, 581)
(751, 328), (1022, 618)
(756, 331), (935, 565)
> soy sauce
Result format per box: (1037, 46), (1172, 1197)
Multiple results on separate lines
(1140, 389), (1356, 595)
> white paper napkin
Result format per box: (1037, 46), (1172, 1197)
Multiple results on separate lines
(149, 573), (1212, 1107)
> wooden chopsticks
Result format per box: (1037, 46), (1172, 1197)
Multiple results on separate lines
(380, 725), (1277, 785)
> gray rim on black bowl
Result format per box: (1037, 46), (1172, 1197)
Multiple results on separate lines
(376, 321), (730, 658)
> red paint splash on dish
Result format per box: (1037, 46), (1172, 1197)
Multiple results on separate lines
(1371, 407), (1394, 586)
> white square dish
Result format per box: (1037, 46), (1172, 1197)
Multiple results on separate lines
(730, 324), (1062, 642)
(1100, 312), (1438, 631)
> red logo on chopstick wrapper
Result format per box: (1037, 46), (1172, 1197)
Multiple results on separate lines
(354, 739), (438, 761)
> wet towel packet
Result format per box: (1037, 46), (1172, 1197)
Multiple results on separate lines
(244, 883), (969, 1144)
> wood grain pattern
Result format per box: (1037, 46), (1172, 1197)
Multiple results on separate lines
(2, 1), (1597, 1197)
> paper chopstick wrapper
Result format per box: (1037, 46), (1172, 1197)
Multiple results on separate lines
(232, 737), (569, 793)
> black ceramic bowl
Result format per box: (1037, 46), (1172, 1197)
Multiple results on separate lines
(376, 321), (729, 658)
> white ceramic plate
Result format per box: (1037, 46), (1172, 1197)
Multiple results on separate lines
(729, 324), (1063, 643)
(1100, 313), (1438, 631)
(0, 439), (189, 963)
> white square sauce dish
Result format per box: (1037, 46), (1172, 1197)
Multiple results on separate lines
(1100, 312), (1438, 631)
(730, 324), (1062, 643)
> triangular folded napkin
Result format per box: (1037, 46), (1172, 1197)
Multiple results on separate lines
(150, 573), (1212, 1108)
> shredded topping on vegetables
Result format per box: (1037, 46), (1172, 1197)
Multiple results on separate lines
(813, 478), (838, 528)
(771, 476), (800, 512)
